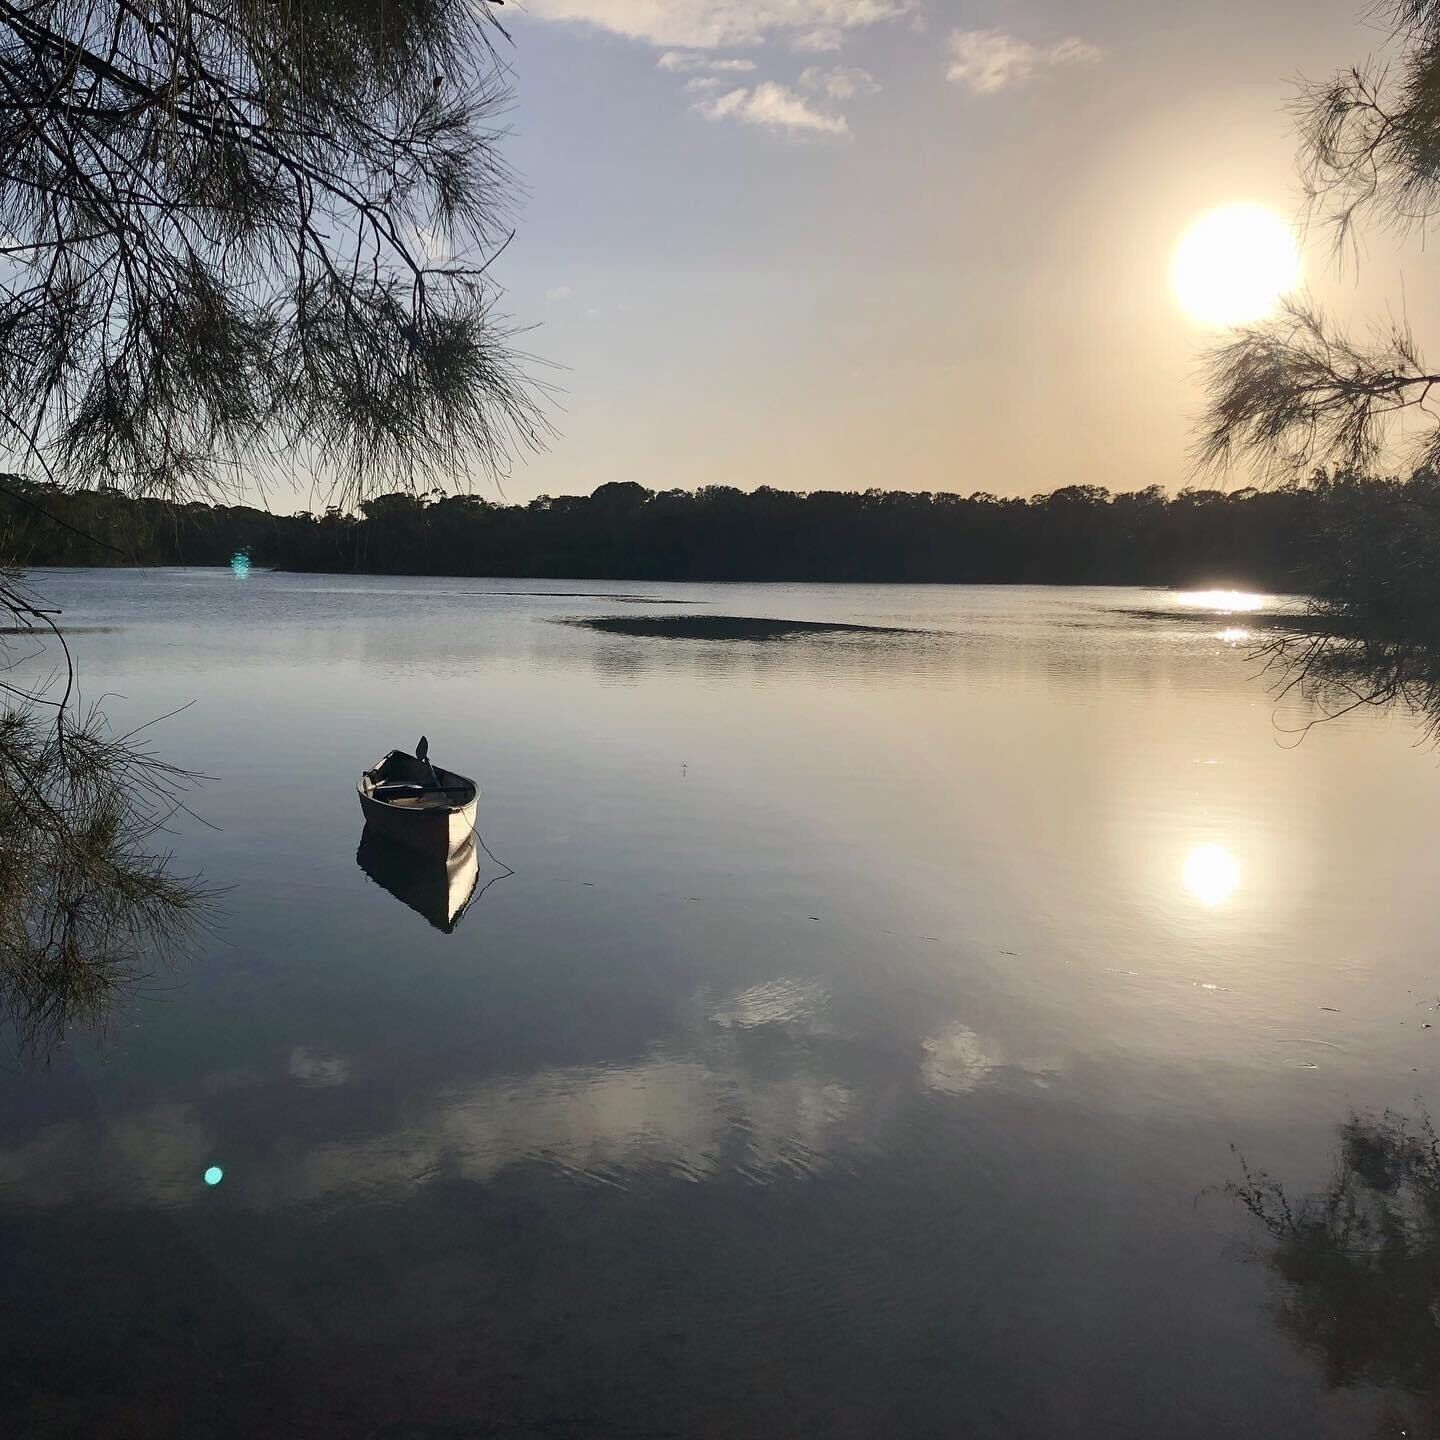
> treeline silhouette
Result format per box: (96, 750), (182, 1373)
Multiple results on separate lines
(0, 472), (1410, 586)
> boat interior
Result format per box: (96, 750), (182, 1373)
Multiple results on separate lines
(363, 751), (476, 810)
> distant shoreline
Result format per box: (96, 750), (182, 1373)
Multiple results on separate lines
(23, 562), (1283, 593)
(0, 476), (1344, 590)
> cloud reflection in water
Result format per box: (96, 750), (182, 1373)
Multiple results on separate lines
(0, 978), (1063, 1211)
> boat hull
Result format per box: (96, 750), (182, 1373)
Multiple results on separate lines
(356, 751), (479, 860)
(358, 789), (477, 858)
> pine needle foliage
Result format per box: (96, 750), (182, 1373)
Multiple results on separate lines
(0, 0), (544, 502)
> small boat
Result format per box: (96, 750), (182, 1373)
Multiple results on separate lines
(357, 736), (478, 859)
(356, 828), (482, 933)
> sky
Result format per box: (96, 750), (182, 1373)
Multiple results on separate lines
(449, 1), (1434, 501)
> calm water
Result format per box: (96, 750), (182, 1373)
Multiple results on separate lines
(2, 569), (1437, 1437)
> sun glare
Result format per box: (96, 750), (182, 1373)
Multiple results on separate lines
(1178, 589), (1265, 613)
(1171, 204), (1300, 328)
(1182, 844), (1240, 907)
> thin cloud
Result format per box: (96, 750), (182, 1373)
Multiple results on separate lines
(686, 75), (724, 91)
(694, 82), (850, 136)
(1049, 36), (1105, 67)
(658, 50), (757, 72)
(945, 28), (1103, 96)
(791, 27), (845, 52)
(545, 285), (574, 302)
(522, 0), (911, 50)
(799, 64), (879, 100)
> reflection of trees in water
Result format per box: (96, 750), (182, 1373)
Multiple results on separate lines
(1245, 486), (1440, 1437)
(1265, 621), (1440, 746)
(0, 589), (205, 1060)
(1232, 1110), (1440, 1437)
(1258, 474), (1440, 744)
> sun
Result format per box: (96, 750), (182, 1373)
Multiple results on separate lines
(1170, 203), (1300, 328)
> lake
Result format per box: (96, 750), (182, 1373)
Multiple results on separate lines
(1, 569), (1436, 1438)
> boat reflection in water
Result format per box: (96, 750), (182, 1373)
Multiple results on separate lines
(356, 826), (485, 933)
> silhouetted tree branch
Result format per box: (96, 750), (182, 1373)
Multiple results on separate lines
(0, 0), (545, 502)
(1200, 301), (1440, 479)
(1199, 1), (1440, 479)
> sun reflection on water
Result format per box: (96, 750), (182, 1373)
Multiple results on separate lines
(1179, 589), (1264, 613)
(1183, 843), (1240, 906)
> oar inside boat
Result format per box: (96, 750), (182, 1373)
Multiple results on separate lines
(372, 781), (473, 800)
